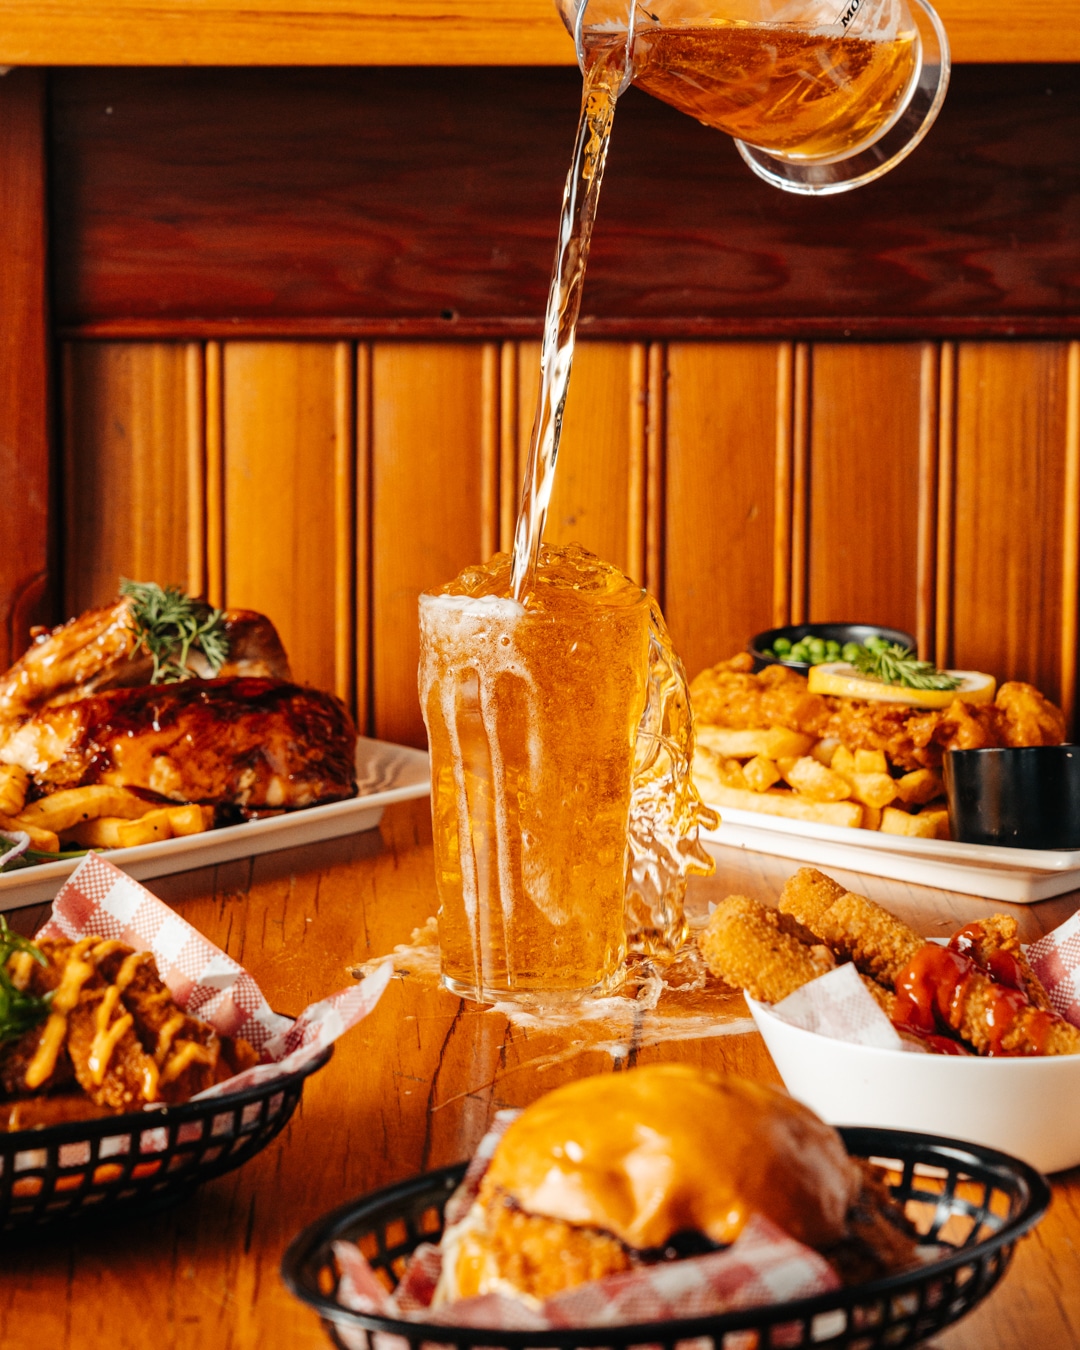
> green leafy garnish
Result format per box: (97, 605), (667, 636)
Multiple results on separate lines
(0, 915), (51, 1045)
(120, 579), (229, 684)
(849, 641), (962, 691)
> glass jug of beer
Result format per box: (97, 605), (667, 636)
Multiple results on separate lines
(556, 0), (950, 193)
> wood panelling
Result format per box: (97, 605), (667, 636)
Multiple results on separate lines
(3, 0), (1079, 65)
(50, 66), (1080, 339)
(806, 344), (925, 641)
(516, 341), (644, 582)
(62, 342), (196, 613)
(59, 335), (1080, 741)
(947, 343), (1073, 706)
(662, 343), (780, 680)
(0, 70), (49, 671)
(370, 343), (487, 747)
(222, 343), (351, 698)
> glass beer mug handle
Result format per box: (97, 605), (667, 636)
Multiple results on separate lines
(734, 0), (951, 195)
(624, 601), (719, 957)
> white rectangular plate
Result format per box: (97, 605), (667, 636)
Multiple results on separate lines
(702, 802), (1080, 903)
(0, 736), (430, 912)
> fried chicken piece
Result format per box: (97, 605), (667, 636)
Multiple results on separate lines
(894, 944), (1080, 1057)
(996, 681), (1068, 747)
(1, 1093), (112, 1130)
(91, 945), (226, 1103)
(779, 869), (924, 988)
(950, 915), (1053, 1012)
(689, 658), (834, 737)
(825, 1162), (921, 1285)
(65, 990), (162, 1111)
(698, 895), (835, 1002)
(474, 1189), (633, 1300)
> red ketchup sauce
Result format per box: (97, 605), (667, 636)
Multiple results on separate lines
(892, 934), (1058, 1056)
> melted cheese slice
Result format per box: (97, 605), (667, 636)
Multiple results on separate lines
(484, 1065), (860, 1251)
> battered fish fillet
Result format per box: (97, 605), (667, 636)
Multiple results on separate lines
(698, 896), (834, 1002)
(952, 914), (1053, 1012)
(779, 869), (924, 988)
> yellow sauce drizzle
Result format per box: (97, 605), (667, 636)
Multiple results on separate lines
(8, 950), (34, 992)
(88, 1010), (134, 1086)
(154, 1012), (187, 1065)
(24, 941), (97, 1089)
(159, 1039), (217, 1086)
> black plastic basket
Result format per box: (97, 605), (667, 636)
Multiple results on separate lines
(0, 1044), (332, 1232)
(282, 1126), (1050, 1350)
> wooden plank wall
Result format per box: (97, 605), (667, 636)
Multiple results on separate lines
(43, 63), (1080, 744)
(61, 336), (1080, 746)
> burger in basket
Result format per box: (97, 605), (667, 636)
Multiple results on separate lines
(433, 1064), (920, 1306)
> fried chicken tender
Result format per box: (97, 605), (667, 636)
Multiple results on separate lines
(692, 658), (1067, 777)
(689, 657), (834, 737)
(475, 1188), (633, 1300)
(996, 680), (1068, 746)
(698, 895), (835, 1002)
(951, 914), (1053, 1012)
(895, 945), (1080, 1057)
(779, 869), (924, 988)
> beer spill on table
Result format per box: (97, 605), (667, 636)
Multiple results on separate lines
(424, 10), (917, 999)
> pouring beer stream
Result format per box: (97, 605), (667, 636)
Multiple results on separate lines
(421, 0), (949, 1002)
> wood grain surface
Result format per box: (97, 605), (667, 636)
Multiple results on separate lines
(57, 333), (1080, 745)
(0, 70), (50, 671)
(49, 66), (1080, 338)
(2, 798), (1079, 1348)
(0, 0), (1077, 66)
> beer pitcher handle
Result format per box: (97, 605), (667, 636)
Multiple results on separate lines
(625, 600), (719, 957)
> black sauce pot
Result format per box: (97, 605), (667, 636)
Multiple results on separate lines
(944, 745), (1080, 850)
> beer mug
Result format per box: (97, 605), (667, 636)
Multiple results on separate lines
(419, 545), (717, 1004)
(556, 0), (950, 194)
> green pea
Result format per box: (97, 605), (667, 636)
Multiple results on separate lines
(842, 641), (861, 662)
(773, 637), (792, 654)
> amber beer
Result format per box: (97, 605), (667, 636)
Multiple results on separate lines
(418, 545), (650, 1001)
(628, 20), (920, 159)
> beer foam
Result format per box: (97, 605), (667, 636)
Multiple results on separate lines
(419, 590), (547, 990)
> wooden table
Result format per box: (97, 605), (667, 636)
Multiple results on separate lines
(2, 797), (1078, 1349)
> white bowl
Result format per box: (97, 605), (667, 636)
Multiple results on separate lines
(747, 996), (1080, 1174)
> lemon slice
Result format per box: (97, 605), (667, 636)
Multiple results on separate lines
(807, 663), (996, 708)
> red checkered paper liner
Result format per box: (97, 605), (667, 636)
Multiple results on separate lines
(37, 853), (392, 1101)
(1025, 913), (1080, 1028)
(330, 1109), (839, 1337)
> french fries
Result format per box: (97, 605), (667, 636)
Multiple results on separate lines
(0, 812), (59, 853)
(2, 783), (215, 858)
(880, 806), (940, 838)
(0, 764), (29, 817)
(62, 803), (213, 850)
(698, 780), (865, 828)
(693, 725), (952, 838)
(895, 768), (944, 806)
(16, 785), (160, 834)
(781, 756), (852, 803)
(696, 726), (814, 761)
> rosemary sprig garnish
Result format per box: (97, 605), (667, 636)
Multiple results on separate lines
(0, 915), (51, 1045)
(849, 642), (962, 691)
(120, 579), (229, 684)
